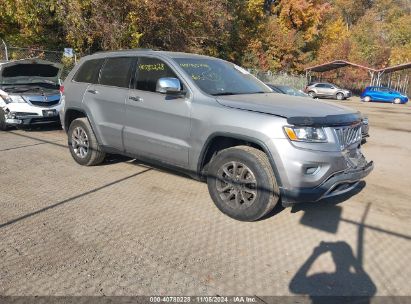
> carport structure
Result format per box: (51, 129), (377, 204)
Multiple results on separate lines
(305, 60), (411, 95)
(373, 62), (411, 95)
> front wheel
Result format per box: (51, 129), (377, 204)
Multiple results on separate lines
(308, 91), (316, 98)
(207, 146), (280, 221)
(336, 92), (344, 100)
(393, 98), (401, 104)
(68, 117), (106, 166)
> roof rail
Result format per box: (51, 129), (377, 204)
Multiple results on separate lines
(93, 48), (153, 54)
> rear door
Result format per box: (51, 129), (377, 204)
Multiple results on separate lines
(315, 83), (327, 96)
(84, 57), (136, 150)
(66, 58), (105, 128)
(123, 56), (191, 167)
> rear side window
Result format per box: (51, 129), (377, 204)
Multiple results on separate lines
(99, 57), (135, 88)
(73, 59), (104, 83)
(135, 57), (179, 92)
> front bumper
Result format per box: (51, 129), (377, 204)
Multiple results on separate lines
(6, 115), (61, 126)
(4, 103), (62, 126)
(281, 160), (374, 205)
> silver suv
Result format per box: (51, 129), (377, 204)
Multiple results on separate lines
(305, 82), (351, 100)
(61, 50), (373, 221)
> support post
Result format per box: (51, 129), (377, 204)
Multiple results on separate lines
(1, 38), (8, 61)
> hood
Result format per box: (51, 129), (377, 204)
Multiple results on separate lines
(216, 93), (362, 126)
(0, 59), (63, 85)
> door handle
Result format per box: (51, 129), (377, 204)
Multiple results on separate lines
(129, 96), (143, 102)
(87, 89), (98, 94)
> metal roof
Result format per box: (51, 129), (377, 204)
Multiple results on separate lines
(306, 59), (411, 74)
(305, 60), (377, 72)
(376, 62), (411, 73)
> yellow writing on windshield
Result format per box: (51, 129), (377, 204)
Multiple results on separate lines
(138, 63), (165, 71)
(179, 63), (210, 69)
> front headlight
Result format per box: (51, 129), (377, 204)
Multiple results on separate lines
(284, 126), (327, 142)
(8, 95), (26, 103)
(0, 91), (12, 104)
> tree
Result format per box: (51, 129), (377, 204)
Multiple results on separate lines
(0, 0), (63, 48)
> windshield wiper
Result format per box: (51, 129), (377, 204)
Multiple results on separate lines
(212, 92), (240, 96)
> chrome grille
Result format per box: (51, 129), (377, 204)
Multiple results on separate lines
(29, 99), (60, 107)
(333, 124), (362, 150)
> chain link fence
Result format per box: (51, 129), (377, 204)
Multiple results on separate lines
(249, 69), (308, 90)
(0, 43), (77, 80)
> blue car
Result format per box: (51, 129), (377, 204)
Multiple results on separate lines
(361, 86), (408, 104)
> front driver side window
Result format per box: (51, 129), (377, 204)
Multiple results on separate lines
(135, 57), (180, 92)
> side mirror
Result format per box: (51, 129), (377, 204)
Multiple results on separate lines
(156, 77), (182, 94)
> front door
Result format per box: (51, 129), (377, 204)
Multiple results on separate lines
(123, 56), (191, 167)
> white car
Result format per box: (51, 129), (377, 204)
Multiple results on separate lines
(0, 59), (63, 130)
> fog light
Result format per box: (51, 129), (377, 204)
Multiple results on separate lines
(305, 166), (319, 175)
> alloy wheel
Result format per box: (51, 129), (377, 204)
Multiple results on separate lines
(71, 126), (89, 158)
(216, 161), (257, 209)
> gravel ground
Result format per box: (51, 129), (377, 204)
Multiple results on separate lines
(0, 98), (410, 297)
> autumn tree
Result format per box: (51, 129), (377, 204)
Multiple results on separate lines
(0, 0), (410, 74)
(0, 0), (63, 48)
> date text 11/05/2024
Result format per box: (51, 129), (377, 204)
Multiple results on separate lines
(149, 296), (257, 303)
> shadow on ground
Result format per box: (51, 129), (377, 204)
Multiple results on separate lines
(287, 182), (377, 303)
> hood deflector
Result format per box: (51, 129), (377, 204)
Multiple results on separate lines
(287, 112), (362, 127)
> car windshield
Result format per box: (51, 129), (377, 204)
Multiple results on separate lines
(174, 58), (271, 96)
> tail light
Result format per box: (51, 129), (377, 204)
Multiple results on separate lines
(59, 85), (64, 94)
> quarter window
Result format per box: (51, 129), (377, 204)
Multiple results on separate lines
(135, 57), (179, 92)
(73, 59), (105, 84)
(99, 57), (135, 88)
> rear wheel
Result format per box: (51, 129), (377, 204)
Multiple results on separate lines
(68, 117), (106, 166)
(308, 91), (316, 98)
(336, 92), (344, 100)
(363, 96), (371, 102)
(207, 146), (280, 221)
(393, 98), (401, 104)
(0, 108), (8, 131)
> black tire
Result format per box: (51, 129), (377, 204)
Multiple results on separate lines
(336, 92), (344, 100)
(308, 91), (316, 98)
(68, 117), (106, 166)
(207, 145), (280, 221)
(0, 108), (8, 131)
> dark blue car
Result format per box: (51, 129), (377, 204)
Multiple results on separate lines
(361, 86), (408, 104)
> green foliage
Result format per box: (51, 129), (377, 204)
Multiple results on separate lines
(0, 0), (409, 72)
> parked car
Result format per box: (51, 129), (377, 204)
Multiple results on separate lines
(61, 50), (373, 221)
(360, 86), (408, 104)
(305, 82), (351, 100)
(0, 59), (63, 131)
(266, 84), (311, 97)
